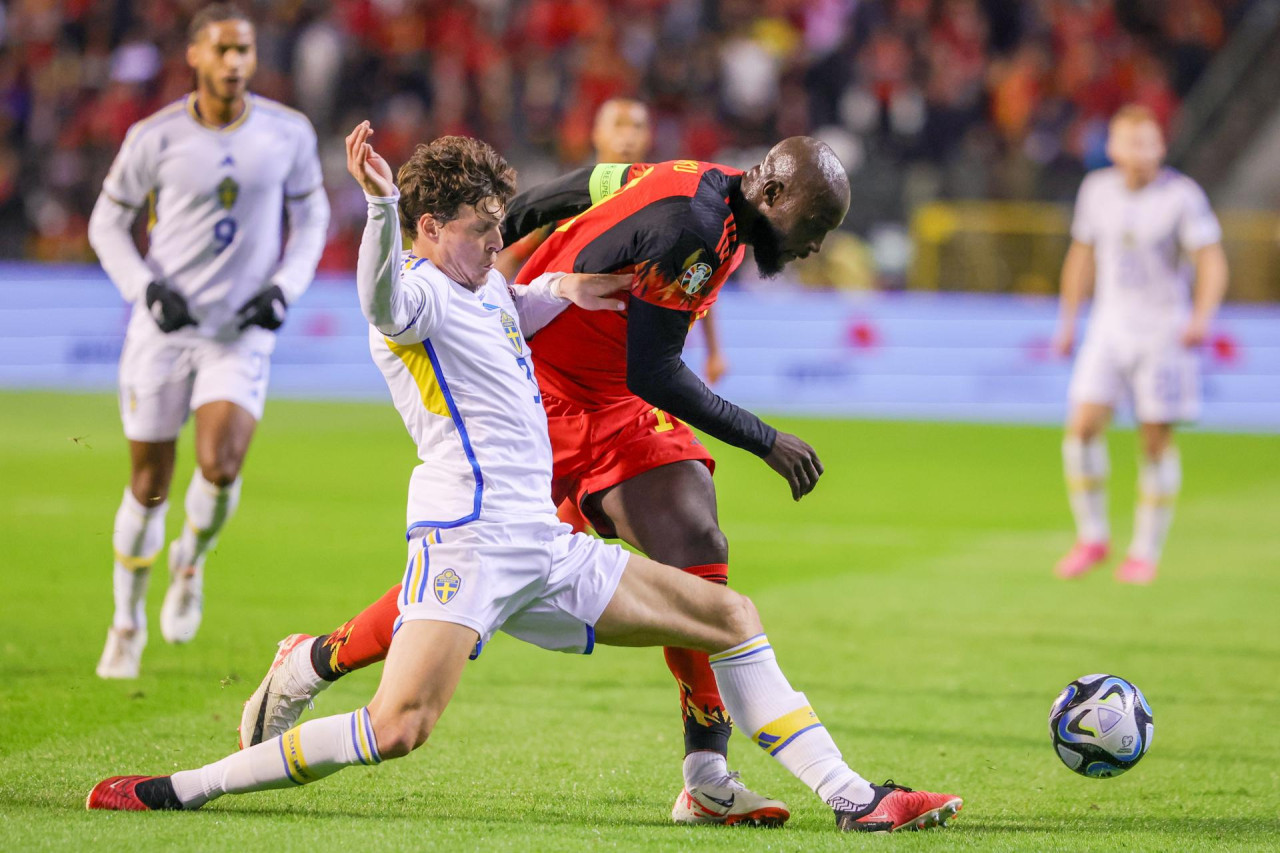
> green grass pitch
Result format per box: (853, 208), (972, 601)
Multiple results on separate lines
(1, 391), (1277, 851)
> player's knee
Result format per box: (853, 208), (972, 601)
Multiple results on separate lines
(370, 708), (436, 759)
(719, 589), (762, 643)
(197, 454), (242, 487)
(130, 472), (169, 506)
(670, 521), (729, 566)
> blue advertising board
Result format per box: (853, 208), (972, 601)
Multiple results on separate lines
(2, 264), (1276, 431)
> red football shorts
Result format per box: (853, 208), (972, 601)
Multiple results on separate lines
(544, 390), (715, 538)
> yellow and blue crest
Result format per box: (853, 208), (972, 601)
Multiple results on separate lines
(433, 568), (462, 605)
(217, 175), (239, 210)
(500, 310), (522, 354)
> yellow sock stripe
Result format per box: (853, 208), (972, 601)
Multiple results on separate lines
(708, 635), (770, 664)
(1066, 476), (1106, 492)
(752, 705), (823, 756)
(355, 707), (380, 764)
(113, 550), (159, 571)
(1139, 491), (1178, 508)
(280, 727), (316, 784)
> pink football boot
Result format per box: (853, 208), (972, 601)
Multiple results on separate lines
(1054, 541), (1109, 579)
(1116, 556), (1157, 585)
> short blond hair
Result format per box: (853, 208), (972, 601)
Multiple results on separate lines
(1110, 104), (1159, 130)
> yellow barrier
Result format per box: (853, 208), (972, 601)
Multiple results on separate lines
(909, 202), (1280, 301)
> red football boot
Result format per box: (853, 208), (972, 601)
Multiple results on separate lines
(835, 781), (962, 832)
(86, 775), (184, 811)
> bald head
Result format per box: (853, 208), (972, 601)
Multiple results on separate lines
(592, 98), (651, 163)
(740, 136), (850, 277)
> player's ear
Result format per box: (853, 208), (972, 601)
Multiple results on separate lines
(186, 41), (199, 70)
(417, 213), (439, 243)
(762, 178), (784, 208)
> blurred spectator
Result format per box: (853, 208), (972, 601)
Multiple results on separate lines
(0, 0), (1252, 281)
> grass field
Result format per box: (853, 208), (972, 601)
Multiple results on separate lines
(0, 390), (1277, 851)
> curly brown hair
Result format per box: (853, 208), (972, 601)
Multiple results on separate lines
(396, 137), (517, 236)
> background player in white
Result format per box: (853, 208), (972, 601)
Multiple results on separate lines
(1052, 105), (1228, 584)
(87, 4), (330, 677)
(86, 124), (963, 834)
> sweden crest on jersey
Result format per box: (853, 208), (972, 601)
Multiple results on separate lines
(433, 568), (462, 604)
(217, 176), (239, 210)
(500, 310), (523, 354)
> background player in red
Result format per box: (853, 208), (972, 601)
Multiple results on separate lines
(240, 138), (850, 826)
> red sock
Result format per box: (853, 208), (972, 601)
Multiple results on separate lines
(312, 584), (401, 679)
(663, 563), (732, 755)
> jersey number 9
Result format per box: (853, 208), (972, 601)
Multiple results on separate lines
(213, 217), (237, 254)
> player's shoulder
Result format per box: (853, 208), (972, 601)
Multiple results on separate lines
(120, 97), (189, 150)
(641, 161), (741, 244)
(1079, 166), (1122, 194)
(250, 95), (317, 135)
(1155, 167), (1209, 199)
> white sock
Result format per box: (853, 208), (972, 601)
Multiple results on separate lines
(1129, 448), (1180, 563)
(170, 707), (381, 809)
(111, 488), (167, 630)
(709, 635), (874, 811)
(1063, 436), (1109, 545)
(683, 751), (730, 788)
(176, 472), (242, 569)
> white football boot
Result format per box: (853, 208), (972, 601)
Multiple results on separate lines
(671, 771), (790, 826)
(238, 634), (330, 748)
(96, 627), (147, 679)
(159, 538), (202, 644)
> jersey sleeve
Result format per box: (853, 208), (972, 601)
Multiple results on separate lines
(285, 120), (324, 199)
(101, 123), (158, 209)
(1178, 179), (1222, 251)
(1069, 173), (1097, 246)
(500, 163), (643, 246)
(357, 191), (448, 343)
(630, 224), (723, 312)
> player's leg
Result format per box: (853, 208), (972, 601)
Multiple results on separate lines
(1057, 336), (1121, 577)
(591, 461), (739, 798)
(1118, 421), (1179, 584)
(1118, 344), (1197, 583)
(99, 335), (191, 678)
(593, 554), (962, 832)
(88, 619), (475, 812)
(162, 340), (264, 642)
(98, 440), (178, 679)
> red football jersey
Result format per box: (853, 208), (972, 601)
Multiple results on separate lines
(515, 159), (746, 408)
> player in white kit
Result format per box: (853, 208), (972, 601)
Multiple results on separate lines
(84, 124), (963, 834)
(87, 5), (330, 677)
(1052, 105), (1229, 584)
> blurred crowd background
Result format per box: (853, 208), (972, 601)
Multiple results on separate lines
(0, 0), (1272, 293)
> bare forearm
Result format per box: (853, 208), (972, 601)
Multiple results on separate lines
(1191, 244), (1228, 323)
(1058, 242), (1094, 326)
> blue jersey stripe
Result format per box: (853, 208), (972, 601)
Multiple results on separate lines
(404, 340), (484, 536)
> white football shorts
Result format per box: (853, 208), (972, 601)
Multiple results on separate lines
(396, 518), (630, 657)
(118, 326), (274, 442)
(1068, 330), (1201, 424)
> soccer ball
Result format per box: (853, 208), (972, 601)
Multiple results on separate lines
(1048, 673), (1153, 778)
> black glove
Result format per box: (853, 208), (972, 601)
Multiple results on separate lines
(235, 284), (288, 331)
(145, 281), (197, 333)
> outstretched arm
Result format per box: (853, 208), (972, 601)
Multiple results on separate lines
(626, 299), (823, 500)
(500, 163), (637, 246)
(346, 121), (441, 341)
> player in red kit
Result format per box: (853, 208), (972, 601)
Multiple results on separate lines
(240, 138), (850, 825)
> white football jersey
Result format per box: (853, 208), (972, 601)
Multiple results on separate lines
(1071, 167), (1221, 337)
(102, 93), (324, 341)
(369, 257), (558, 533)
